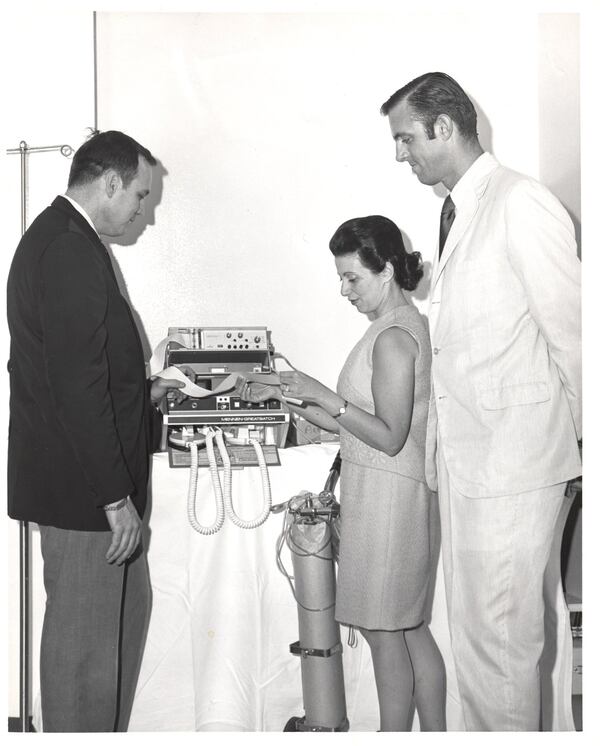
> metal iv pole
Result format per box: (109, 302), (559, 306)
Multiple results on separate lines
(6, 140), (74, 732)
(6, 12), (98, 732)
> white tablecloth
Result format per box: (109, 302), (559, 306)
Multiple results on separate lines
(129, 444), (382, 731)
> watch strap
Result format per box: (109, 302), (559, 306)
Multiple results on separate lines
(332, 399), (348, 419)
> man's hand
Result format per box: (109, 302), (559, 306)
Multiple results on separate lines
(150, 365), (196, 405)
(104, 497), (142, 565)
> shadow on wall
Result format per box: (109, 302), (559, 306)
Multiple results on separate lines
(473, 91), (581, 255)
(474, 96), (494, 161)
(106, 159), (168, 362)
(564, 205), (581, 259)
(450, 91), (580, 256)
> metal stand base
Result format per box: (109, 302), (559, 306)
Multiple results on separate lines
(284, 715), (349, 732)
(8, 716), (35, 732)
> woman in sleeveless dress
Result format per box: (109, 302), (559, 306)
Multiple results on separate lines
(244, 215), (446, 731)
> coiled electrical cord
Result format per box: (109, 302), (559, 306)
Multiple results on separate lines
(183, 427), (272, 534)
(218, 431), (272, 529)
(187, 431), (226, 535)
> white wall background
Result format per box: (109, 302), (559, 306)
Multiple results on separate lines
(97, 10), (545, 387)
(2, 1), (589, 726)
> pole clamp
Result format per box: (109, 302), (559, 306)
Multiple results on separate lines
(289, 640), (342, 658)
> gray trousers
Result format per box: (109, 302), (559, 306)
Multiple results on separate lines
(38, 526), (151, 732)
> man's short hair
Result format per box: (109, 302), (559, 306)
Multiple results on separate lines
(381, 72), (479, 142)
(68, 130), (157, 189)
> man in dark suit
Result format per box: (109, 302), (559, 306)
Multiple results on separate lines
(7, 130), (182, 731)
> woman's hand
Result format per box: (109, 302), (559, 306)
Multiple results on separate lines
(239, 381), (284, 403)
(279, 370), (331, 404)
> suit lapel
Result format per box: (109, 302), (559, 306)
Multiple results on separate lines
(430, 156), (498, 293)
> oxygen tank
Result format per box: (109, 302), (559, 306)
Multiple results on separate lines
(283, 452), (349, 732)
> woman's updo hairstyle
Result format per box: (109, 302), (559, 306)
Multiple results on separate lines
(329, 215), (423, 292)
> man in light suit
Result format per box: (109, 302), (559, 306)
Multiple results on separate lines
(7, 131), (184, 731)
(381, 72), (581, 730)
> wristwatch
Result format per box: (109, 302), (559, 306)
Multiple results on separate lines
(332, 399), (349, 419)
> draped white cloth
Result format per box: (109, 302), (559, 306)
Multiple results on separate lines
(128, 443), (469, 731)
(129, 444), (381, 731)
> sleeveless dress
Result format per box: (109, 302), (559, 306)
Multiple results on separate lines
(335, 305), (435, 631)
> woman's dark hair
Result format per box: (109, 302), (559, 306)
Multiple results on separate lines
(68, 130), (156, 189)
(329, 215), (423, 292)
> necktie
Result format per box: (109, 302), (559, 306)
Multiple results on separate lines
(439, 194), (455, 258)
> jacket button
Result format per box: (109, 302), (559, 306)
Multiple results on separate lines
(433, 347), (440, 355)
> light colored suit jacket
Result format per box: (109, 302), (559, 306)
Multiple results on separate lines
(425, 153), (581, 497)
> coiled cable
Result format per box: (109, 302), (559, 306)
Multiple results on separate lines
(185, 427), (272, 533)
(186, 430), (225, 535)
(219, 431), (272, 529)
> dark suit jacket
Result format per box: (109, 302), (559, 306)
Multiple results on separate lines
(7, 196), (161, 530)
